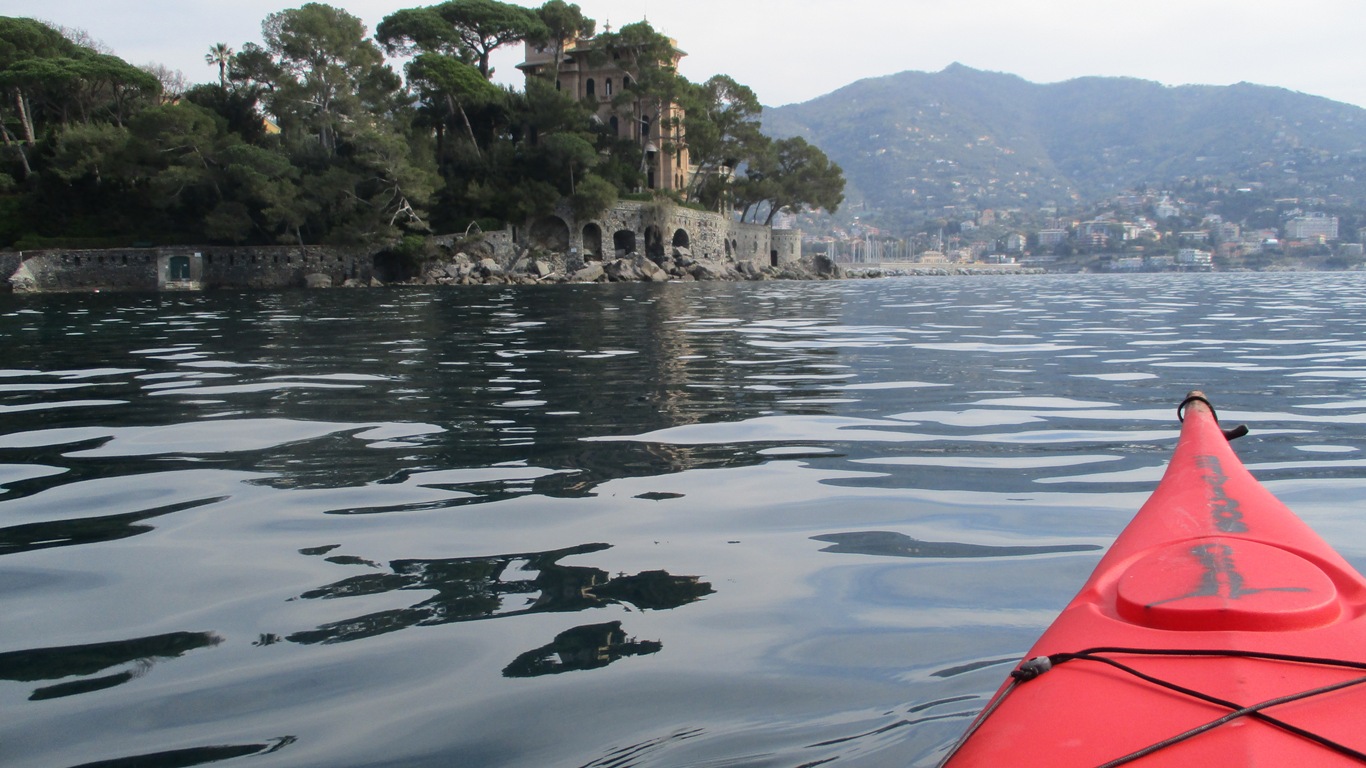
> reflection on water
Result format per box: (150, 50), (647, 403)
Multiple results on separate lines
(504, 621), (662, 678)
(0, 496), (226, 555)
(812, 530), (1102, 558)
(67, 737), (296, 768)
(0, 631), (221, 701)
(3, 275), (1366, 767)
(288, 542), (713, 645)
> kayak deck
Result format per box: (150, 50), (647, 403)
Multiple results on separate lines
(941, 393), (1366, 766)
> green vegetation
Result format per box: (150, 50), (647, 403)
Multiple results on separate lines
(0, 3), (844, 250)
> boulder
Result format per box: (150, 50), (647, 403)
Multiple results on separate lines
(478, 258), (503, 277)
(689, 261), (725, 281)
(605, 258), (643, 282)
(638, 259), (670, 282)
(529, 260), (554, 278)
(304, 272), (333, 289)
(571, 263), (605, 283)
(812, 254), (842, 278)
(8, 262), (38, 293)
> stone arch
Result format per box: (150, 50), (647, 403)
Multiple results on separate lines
(530, 215), (571, 251)
(644, 225), (665, 262)
(770, 250), (779, 267)
(582, 223), (603, 261)
(724, 238), (732, 257)
(613, 229), (636, 256)
(671, 228), (690, 250)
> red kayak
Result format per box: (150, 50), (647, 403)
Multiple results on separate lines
(941, 392), (1366, 766)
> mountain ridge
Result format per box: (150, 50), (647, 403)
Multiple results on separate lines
(762, 65), (1366, 231)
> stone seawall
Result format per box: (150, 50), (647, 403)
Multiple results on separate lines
(5, 199), (818, 294)
(7, 245), (374, 293)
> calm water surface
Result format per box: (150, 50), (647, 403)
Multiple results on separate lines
(5, 273), (1366, 767)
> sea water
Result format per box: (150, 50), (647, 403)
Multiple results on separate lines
(4, 272), (1366, 767)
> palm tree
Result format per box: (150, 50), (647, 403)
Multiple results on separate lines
(205, 43), (234, 89)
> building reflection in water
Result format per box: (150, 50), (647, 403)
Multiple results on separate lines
(503, 621), (662, 678)
(287, 543), (714, 646)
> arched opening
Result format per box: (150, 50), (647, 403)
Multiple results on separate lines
(770, 250), (779, 267)
(671, 229), (690, 250)
(609, 116), (620, 137)
(605, 78), (613, 97)
(644, 225), (665, 263)
(582, 223), (603, 261)
(530, 215), (571, 251)
(169, 255), (191, 280)
(724, 239), (732, 257)
(585, 78), (596, 99)
(613, 230), (636, 257)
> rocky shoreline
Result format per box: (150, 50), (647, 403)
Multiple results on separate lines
(406, 244), (845, 287)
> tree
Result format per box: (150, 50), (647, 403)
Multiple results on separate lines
(0, 18), (157, 178)
(736, 135), (845, 224)
(377, 1), (545, 79)
(205, 43), (234, 89)
(257, 3), (401, 155)
(143, 63), (188, 103)
(530, 0), (594, 75)
(405, 52), (503, 159)
(682, 75), (763, 208)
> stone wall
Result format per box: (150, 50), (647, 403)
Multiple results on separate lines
(8, 245), (373, 293)
(197, 245), (372, 289)
(3, 202), (798, 293)
(12, 249), (161, 292)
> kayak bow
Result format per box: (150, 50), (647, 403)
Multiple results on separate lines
(941, 392), (1366, 766)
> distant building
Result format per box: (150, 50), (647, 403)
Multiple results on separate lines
(1037, 228), (1068, 247)
(1285, 213), (1339, 241)
(1177, 248), (1213, 269)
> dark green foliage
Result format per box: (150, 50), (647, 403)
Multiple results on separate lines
(0, 8), (842, 250)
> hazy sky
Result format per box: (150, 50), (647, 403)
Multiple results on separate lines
(9, 0), (1366, 109)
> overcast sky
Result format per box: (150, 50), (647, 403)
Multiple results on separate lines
(9, 0), (1366, 110)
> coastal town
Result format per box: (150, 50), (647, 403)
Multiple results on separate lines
(814, 188), (1362, 273)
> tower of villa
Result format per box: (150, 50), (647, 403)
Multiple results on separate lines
(518, 29), (690, 194)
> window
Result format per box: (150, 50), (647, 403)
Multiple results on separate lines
(605, 78), (613, 96)
(586, 78), (596, 99)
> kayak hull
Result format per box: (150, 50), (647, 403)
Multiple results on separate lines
(942, 395), (1366, 766)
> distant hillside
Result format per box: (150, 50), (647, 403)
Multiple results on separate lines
(764, 64), (1366, 230)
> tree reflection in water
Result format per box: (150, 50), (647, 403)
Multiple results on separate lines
(287, 543), (714, 646)
(0, 631), (222, 701)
